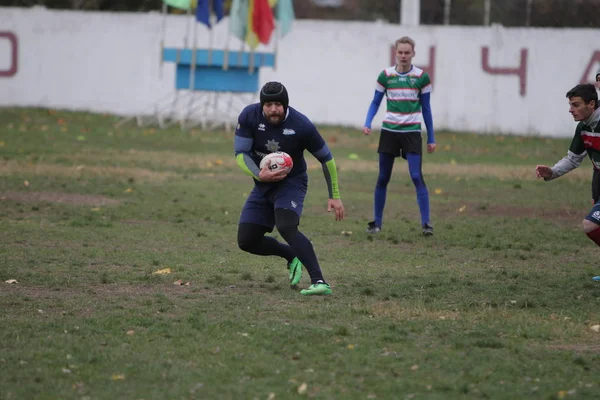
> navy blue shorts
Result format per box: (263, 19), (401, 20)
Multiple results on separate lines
(239, 176), (308, 230)
(585, 202), (600, 224)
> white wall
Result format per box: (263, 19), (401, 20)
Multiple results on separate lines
(1, 7), (599, 137)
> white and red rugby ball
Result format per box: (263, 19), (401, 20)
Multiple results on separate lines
(259, 151), (293, 173)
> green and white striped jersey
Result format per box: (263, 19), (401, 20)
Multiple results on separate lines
(375, 66), (432, 132)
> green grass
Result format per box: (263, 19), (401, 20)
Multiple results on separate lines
(1, 108), (599, 400)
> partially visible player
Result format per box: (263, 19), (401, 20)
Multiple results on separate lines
(593, 69), (600, 205)
(234, 82), (345, 296)
(535, 84), (600, 280)
(362, 36), (436, 236)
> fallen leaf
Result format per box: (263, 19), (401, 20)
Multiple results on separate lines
(458, 205), (467, 213)
(341, 231), (353, 236)
(152, 268), (171, 275)
(62, 368), (71, 374)
(590, 325), (600, 332)
(214, 159), (223, 165)
(348, 153), (359, 160)
(23, 180), (30, 187)
(76, 135), (86, 141)
(443, 145), (451, 151)
(5, 279), (18, 284)
(411, 364), (419, 371)
(0, 141), (4, 147)
(267, 393), (276, 400)
(434, 188), (442, 195)
(111, 374), (125, 381)
(126, 330), (135, 336)
(91, 208), (101, 212)
(450, 159), (457, 165)
(347, 344), (355, 350)
(174, 279), (183, 285)
(124, 188), (134, 193)
(297, 382), (308, 395)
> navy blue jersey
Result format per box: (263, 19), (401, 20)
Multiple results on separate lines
(234, 103), (340, 198)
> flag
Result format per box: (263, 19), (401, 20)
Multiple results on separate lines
(196, 0), (225, 28)
(196, 0), (211, 27)
(245, 0), (259, 49)
(229, 0), (249, 41)
(276, 0), (294, 38)
(213, 0), (224, 23)
(163, 0), (195, 10)
(268, 0), (277, 6)
(252, 0), (275, 45)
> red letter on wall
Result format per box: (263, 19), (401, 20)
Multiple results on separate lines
(481, 47), (528, 96)
(579, 51), (600, 84)
(0, 32), (18, 78)
(390, 45), (436, 84)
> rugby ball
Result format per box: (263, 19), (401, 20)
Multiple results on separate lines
(259, 152), (293, 172)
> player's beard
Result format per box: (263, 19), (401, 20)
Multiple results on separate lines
(267, 112), (283, 124)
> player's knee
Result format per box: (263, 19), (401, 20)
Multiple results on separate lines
(237, 233), (257, 253)
(274, 209), (300, 242)
(582, 219), (599, 233)
(376, 174), (391, 188)
(237, 224), (260, 252)
(410, 172), (424, 185)
(276, 221), (298, 242)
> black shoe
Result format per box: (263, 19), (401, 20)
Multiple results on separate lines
(366, 221), (381, 234)
(422, 223), (434, 236)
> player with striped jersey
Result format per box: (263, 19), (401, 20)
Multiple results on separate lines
(363, 36), (436, 236)
(536, 84), (600, 281)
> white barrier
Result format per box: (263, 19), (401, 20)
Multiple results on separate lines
(0, 7), (599, 137)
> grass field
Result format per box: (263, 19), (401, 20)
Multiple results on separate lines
(1, 108), (600, 400)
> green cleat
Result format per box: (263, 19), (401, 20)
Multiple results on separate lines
(300, 282), (332, 296)
(288, 257), (303, 286)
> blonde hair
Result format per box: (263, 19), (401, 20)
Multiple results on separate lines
(395, 36), (415, 51)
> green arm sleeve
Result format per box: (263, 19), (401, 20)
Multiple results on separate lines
(236, 153), (261, 181)
(321, 157), (341, 199)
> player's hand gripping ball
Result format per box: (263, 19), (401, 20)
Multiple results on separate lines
(259, 152), (293, 174)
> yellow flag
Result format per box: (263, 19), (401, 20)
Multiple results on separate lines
(246, 0), (259, 49)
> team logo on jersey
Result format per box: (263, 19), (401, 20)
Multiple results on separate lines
(592, 211), (600, 221)
(258, 123), (266, 131)
(265, 139), (280, 152)
(291, 200), (297, 209)
(236, 123), (240, 129)
(409, 78), (417, 85)
(282, 128), (296, 136)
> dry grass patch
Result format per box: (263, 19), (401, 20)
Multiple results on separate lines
(0, 160), (176, 182)
(0, 191), (121, 206)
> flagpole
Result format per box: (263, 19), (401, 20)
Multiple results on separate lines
(208, 1), (213, 66)
(272, 20), (279, 72)
(159, 2), (168, 79)
(223, 31), (231, 71)
(183, 12), (199, 129)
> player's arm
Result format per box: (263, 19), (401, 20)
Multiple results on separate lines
(233, 110), (261, 181)
(363, 72), (387, 133)
(305, 125), (341, 200)
(419, 74), (435, 151)
(538, 125), (586, 181)
(542, 151), (586, 180)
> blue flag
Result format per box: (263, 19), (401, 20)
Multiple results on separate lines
(213, 0), (224, 23)
(196, 0), (224, 28)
